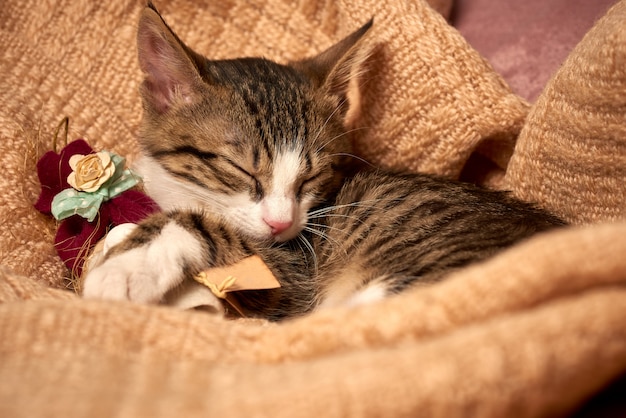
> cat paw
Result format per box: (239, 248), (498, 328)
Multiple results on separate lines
(83, 250), (167, 303)
(82, 221), (206, 304)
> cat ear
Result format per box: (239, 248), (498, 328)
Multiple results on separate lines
(294, 19), (373, 110)
(137, 3), (205, 114)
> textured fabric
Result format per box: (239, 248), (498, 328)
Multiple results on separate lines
(1, 0), (626, 417)
(504, 0), (626, 224)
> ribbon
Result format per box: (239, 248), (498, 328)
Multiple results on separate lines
(51, 153), (141, 222)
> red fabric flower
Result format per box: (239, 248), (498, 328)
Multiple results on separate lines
(34, 139), (94, 214)
(35, 139), (160, 275)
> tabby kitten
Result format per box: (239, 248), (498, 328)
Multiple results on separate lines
(82, 4), (564, 320)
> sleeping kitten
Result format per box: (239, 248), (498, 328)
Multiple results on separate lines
(82, 3), (565, 320)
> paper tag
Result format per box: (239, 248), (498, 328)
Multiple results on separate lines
(193, 255), (280, 293)
(193, 255), (280, 317)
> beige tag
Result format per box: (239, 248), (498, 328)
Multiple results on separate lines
(193, 255), (280, 317)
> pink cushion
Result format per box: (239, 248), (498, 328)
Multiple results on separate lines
(454, 0), (615, 101)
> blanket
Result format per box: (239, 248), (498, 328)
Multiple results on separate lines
(1, 0), (626, 416)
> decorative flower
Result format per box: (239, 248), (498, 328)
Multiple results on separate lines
(52, 151), (144, 222)
(35, 138), (161, 276)
(67, 152), (116, 192)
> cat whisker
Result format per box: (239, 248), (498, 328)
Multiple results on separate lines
(316, 126), (369, 154)
(307, 212), (367, 225)
(311, 94), (351, 145)
(307, 199), (385, 217)
(292, 236), (306, 257)
(296, 234), (318, 273)
(327, 152), (375, 168)
(305, 221), (351, 241)
(302, 225), (342, 252)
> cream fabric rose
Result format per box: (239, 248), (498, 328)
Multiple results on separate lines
(67, 152), (116, 192)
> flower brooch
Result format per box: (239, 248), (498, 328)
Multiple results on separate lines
(35, 138), (160, 277)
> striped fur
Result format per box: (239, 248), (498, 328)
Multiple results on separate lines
(83, 4), (565, 320)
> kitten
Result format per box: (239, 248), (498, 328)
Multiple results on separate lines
(82, 3), (565, 320)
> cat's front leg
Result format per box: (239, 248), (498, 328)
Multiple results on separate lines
(82, 211), (249, 304)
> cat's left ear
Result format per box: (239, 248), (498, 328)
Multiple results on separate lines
(293, 19), (374, 113)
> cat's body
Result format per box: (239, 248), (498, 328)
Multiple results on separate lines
(82, 4), (565, 321)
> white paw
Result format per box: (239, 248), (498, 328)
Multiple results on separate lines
(82, 221), (205, 304)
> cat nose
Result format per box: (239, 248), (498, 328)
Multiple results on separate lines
(264, 218), (293, 235)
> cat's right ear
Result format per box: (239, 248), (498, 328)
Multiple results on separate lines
(137, 3), (204, 114)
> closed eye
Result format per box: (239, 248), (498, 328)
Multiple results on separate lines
(224, 158), (264, 199)
(224, 158), (254, 179)
(298, 173), (321, 196)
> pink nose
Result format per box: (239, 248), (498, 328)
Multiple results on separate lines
(264, 218), (293, 235)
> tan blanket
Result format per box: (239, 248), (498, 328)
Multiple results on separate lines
(1, 0), (626, 416)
